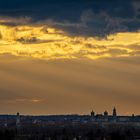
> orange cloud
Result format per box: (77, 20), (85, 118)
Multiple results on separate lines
(0, 24), (140, 60)
(15, 98), (43, 103)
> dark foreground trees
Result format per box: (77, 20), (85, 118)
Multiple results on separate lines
(0, 126), (138, 140)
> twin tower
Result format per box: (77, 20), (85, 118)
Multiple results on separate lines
(16, 107), (117, 127)
(91, 107), (117, 118)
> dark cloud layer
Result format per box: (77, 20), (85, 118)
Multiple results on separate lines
(0, 0), (140, 37)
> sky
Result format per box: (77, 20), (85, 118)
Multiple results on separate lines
(0, 0), (140, 115)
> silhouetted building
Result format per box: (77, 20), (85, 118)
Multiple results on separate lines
(91, 110), (95, 117)
(16, 112), (20, 127)
(1, 107), (139, 130)
(104, 110), (108, 121)
(104, 110), (108, 117)
(113, 107), (117, 117)
(112, 107), (117, 122)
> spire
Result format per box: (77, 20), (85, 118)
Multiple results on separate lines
(113, 107), (117, 117)
(16, 112), (20, 127)
(112, 107), (117, 122)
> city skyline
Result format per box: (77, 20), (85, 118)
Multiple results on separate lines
(0, 106), (139, 116)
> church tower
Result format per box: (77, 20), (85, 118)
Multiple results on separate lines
(113, 107), (117, 117)
(16, 112), (20, 127)
(112, 107), (117, 122)
(91, 110), (95, 117)
(90, 110), (95, 121)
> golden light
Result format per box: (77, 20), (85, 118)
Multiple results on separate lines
(0, 24), (140, 60)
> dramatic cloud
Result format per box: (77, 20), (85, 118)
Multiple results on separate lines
(0, 0), (140, 37)
(0, 23), (140, 60)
